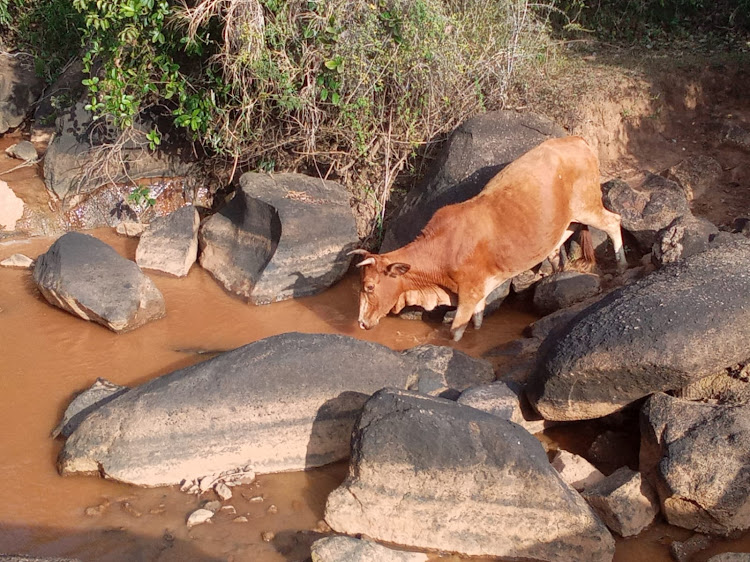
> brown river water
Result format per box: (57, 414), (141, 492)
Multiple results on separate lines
(1, 228), (749, 561)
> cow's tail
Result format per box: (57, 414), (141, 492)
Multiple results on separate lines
(569, 225), (596, 272)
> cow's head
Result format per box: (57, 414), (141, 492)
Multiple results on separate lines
(349, 250), (411, 330)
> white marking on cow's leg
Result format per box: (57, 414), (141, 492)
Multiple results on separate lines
(451, 292), (481, 341)
(472, 298), (487, 330)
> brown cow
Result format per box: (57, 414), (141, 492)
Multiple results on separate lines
(351, 136), (628, 341)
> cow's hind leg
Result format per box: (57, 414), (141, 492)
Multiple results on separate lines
(472, 298), (487, 330)
(577, 208), (628, 272)
(549, 228), (576, 272)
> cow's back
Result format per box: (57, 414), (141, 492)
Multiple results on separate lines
(423, 136), (599, 278)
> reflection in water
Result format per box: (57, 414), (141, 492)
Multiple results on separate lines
(1, 230), (748, 561)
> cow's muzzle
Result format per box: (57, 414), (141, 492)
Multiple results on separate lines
(358, 318), (377, 330)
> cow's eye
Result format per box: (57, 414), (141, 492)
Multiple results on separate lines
(365, 283), (375, 293)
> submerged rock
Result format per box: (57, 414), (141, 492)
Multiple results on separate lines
(528, 237), (750, 421)
(32, 232), (166, 333)
(58, 333), (416, 486)
(640, 393), (750, 536)
(310, 536), (428, 562)
(5, 141), (38, 162)
(199, 172), (357, 304)
(325, 389), (614, 562)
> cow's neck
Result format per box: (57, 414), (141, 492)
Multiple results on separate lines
(385, 239), (454, 291)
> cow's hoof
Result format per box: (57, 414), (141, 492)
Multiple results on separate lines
(451, 326), (466, 342)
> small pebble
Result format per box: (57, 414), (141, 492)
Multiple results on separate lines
(261, 531), (275, 542)
(202, 500), (222, 513)
(266, 504), (278, 515)
(233, 516), (249, 523)
(215, 482), (232, 501)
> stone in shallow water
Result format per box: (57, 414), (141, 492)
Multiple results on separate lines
(0, 253), (34, 269)
(311, 536), (428, 562)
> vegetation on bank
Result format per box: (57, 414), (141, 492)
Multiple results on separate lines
(1, 0), (748, 240)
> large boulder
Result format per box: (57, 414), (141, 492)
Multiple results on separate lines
(199, 172), (357, 304)
(135, 205), (200, 277)
(58, 333), (417, 486)
(527, 237), (750, 421)
(325, 389), (615, 562)
(602, 175), (691, 252)
(640, 393), (750, 535)
(43, 103), (197, 215)
(32, 232), (165, 333)
(532, 271), (601, 315)
(665, 155), (723, 202)
(381, 111), (565, 252)
(0, 53), (44, 133)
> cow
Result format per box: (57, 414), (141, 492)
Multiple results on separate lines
(350, 135), (628, 342)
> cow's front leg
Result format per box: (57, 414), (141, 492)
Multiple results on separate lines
(472, 298), (487, 330)
(450, 291), (482, 342)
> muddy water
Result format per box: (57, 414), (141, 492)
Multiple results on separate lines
(1, 230), (749, 561)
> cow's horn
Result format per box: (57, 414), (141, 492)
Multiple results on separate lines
(347, 249), (369, 256)
(355, 257), (376, 267)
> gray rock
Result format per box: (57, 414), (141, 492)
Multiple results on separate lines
(32, 232), (166, 333)
(402, 344), (494, 399)
(532, 271), (601, 315)
(602, 176), (691, 252)
(311, 536), (428, 562)
(5, 141), (38, 162)
(31, 59), (86, 143)
(52, 378), (129, 438)
(526, 299), (593, 341)
(651, 214), (718, 267)
(325, 389), (615, 562)
(665, 155), (723, 201)
(186, 508), (214, 529)
(527, 238), (750, 421)
(669, 534), (713, 562)
(707, 554), (750, 562)
(586, 430), (638, 474)
(136, 205), (199, 277)
(457, 381), (523, 423)
(641, 393), (750, 535)
(59, 333), (416, 486)
(43, 103), (196, 201)
(0, 53), (44, 133)
(511, 268), (542, 293)
(199, 173), (357, 304)
(0, 253), (34, 269)
(381, 111), (565, 252)
(581, 467), (659, 537)
(551, 450), (606, 492)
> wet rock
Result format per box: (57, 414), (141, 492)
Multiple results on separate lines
(311, 536), (428, 562)
(551, 450), (606, 492)
(641, 393), (750, 535)
(532, 271), (601, 315)
(526, 298), (593, 340)
(43, 103), (197, 201)
(731, 217), (750, 237)
(0, 253), (34, 269)
(651, 215), (718, 267)
(669, 534), (713, 562)
(665, 155), (722, 202)
(527, 238), (750, 421)
(720, 122), (750, 152)
(581, 467), (659, 537)
(586, 430), (639, 474)
(33, 232), (166, 333)
(5, 141), (38, 162)
(325, 389), (615, 562)
(0, 53), (44, 133)
(602, 176), (691, 252)
(59, 333), (416, 486)
(401, 344), (493, 399)
(707, 554), (750, 562)
(199, 173), (357, 304)
(52, 378), (129, 438)
(136, 205), (199, 277)
(0, 180), (25, 231)
(186, 508), (214, 529)
(381, 111), (565, 252)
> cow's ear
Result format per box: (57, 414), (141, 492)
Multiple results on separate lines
(386, 263), (410, 277)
